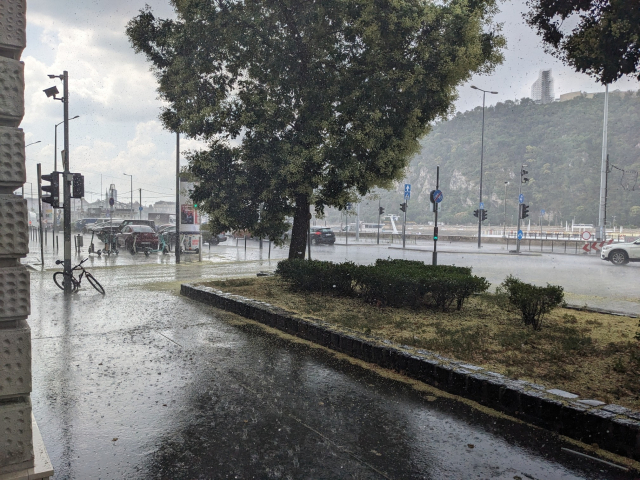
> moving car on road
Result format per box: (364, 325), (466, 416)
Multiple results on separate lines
(601, 238), (640, 265)
(310, 227), (335, 245)
(116, 225), (159, 254)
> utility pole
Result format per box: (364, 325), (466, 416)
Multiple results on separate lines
(598, 84), (609, 241)
(401, 202), (407, 249)
(377, 199), (381, 245)
(62, 71), (71, 292)
(175, 132), (181, 264)
(355, 203), (360, 242)
(139, 188), (142, 219)
(516, 164), (528, 253)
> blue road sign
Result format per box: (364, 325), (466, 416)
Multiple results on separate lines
(479, 202), (484, 209)
(519, 194), (524, 204)
(346, 202), (352, 211)
(540, 209), (545, 216)
(139, 206), (143, 211)
(404, 183), (411, 200)
(517, 230), (523, 240)
(433, 189), (444, 203)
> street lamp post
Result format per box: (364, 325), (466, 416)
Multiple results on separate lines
(470, 85), (498, 249)
(503, 181), (508, 238)
(123, 173), (133, 217)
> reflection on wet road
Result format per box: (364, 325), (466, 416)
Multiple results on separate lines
(28, 255), (636, 479)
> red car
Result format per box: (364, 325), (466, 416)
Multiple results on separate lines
(116, 225), (159, 255)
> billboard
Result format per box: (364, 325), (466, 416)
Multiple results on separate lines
(179, 179), (200, 233)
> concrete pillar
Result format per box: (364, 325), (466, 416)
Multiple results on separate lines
(0, 1), (51, 477)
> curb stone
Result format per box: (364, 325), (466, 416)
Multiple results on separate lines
(180, 283), (640, 461)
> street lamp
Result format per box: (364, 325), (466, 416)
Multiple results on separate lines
(123, 173), (133, 216)
(503, 181), (508, 238)
(25, 140), (41, 148)
(55, 115), (79, 171)
(470, 85), (498, 248)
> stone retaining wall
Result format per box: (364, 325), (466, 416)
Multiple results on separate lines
(181, 283), (640, 461)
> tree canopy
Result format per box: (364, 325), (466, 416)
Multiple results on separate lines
(127, 0), (504, 258)
(526, 0), (640, 84)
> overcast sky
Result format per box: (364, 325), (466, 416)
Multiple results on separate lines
(20, 0), (638, 204)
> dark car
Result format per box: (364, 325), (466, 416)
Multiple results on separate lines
(201, 229), (227, 245)
(116, 225), (159, 254)
(310, 227), (335, 245)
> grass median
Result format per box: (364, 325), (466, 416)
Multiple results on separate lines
(200, 276), (640, 410)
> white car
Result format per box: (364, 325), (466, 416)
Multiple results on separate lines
(601, 238), (640, 265)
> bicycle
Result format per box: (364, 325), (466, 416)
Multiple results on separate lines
(53, 258), (105, 294)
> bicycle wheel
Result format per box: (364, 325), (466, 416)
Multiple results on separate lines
(53, 272), (78, 292)
(85, 273), (105, 294)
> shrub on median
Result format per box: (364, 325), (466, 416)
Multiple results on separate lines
(498, 275), (564, 330)
(276, 258), (489, 312)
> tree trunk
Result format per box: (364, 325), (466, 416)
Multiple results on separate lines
(288, 195), (310, 259)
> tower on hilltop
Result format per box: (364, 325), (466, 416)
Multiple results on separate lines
(531, 70), (554, 104)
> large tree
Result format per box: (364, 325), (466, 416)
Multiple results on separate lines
(127, 0), (504, 258)
(526, 0), (640, 84)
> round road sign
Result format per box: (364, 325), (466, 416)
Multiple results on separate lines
(433, 190), (444, 203)
(581, 231), (591, 241)
(139, 206), (143, 211)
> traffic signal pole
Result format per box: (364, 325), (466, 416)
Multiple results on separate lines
(37, 164), (44, 265)
(432, 166), (439, 266)
(377, 199), (381, 245)
(62, 71), (72, 293)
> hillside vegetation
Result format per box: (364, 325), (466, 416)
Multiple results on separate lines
(343, 92), (640, 228)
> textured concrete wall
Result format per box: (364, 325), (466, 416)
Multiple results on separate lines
(0, 0), (34, 475)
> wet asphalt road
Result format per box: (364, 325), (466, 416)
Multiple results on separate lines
(27, 243), (638, 479)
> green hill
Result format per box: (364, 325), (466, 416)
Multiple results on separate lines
(339, 92), (640, 228)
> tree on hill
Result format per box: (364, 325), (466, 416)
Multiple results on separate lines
(126, 0), (504, 258)
(526, 0), (640, 84)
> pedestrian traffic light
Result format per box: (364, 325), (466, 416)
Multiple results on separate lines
(473, 209), (479, 218)
(399, 202), (407, 212)
(481, 209), (487, 222)
(41, 171), (60, 208)
(433, 226), (438, 241)
(521, 165), (529, 184)
(72, 173), (84, 199)
(520, 203), (530, 219)
(378, 206), (385, 215)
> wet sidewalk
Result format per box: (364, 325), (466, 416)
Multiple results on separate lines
(28, 261), (636, 479)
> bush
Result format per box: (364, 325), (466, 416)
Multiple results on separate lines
(498, 275), (564, 330)
(277, 258), (490, 312)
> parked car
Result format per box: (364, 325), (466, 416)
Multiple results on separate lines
(116, 225), (159, 254)
(75, 218), (99, 232)
(601, 238), (640, 265)
(310, 227), (335, 245)
(201, 230), (227, 245)
(120, 219), (157, 232)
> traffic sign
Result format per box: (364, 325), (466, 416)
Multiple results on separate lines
(517, 230), (523, 240)
(139, 206), (143, 211)
(479, 202), (484, 209)
(519, 194), (524, 204)
(540, 209), (545, 216)
(109, 197), (114, 206)
(581, 231), (591, 241)
(346, 202), (352, 211)
(433, 190), (443, 203)
(404, 183), (411, 200)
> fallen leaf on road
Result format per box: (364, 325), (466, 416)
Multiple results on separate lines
(112, 438), (118, 442)
(467, 444), (475, 449)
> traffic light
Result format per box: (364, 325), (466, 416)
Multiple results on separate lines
(473, 209), (479, 218)
(521, 165), (529, 184)
(378, 206), (385, 215)
(399, 202), (407, 212)
(481, 209), (487, 222)
(346, 202), (352, 211)
(433, 226), (438, 241)
(520, 203), (530, 219)
(72, 173), (84, 199)
(41, 171), (60, 208)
